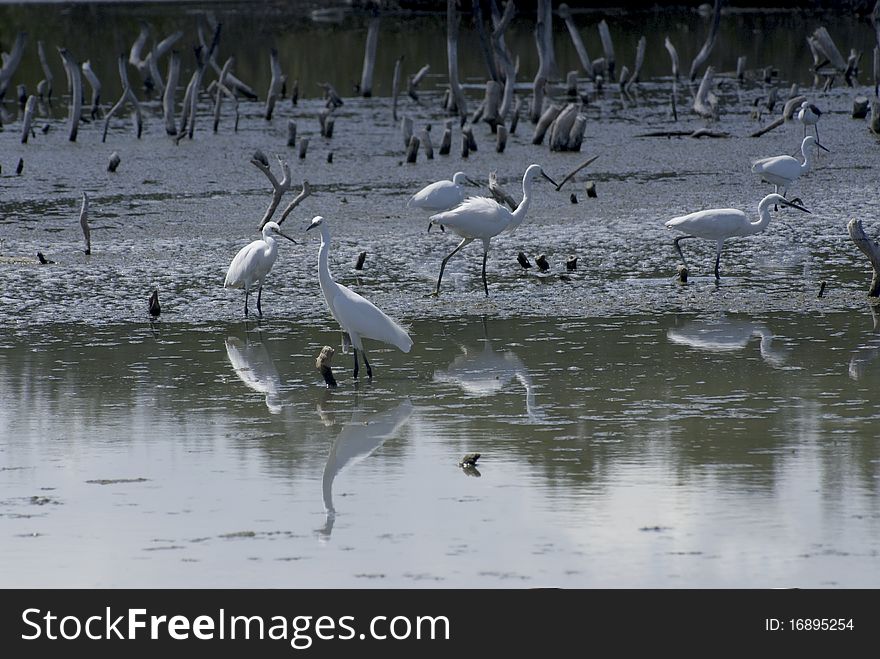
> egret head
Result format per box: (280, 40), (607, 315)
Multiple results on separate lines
(306, 216), (325, 232)
(263, 221), (297, 244)
(525, 163), (558, 188)
(803, 135), (830, 152)
(763, 194), (811, 214)
(453, 171), (480, 187)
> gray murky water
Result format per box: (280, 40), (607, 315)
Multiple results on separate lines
(2, 3), (880, 587)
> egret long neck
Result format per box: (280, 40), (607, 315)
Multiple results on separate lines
(800, 142), (815, 174)
(510, 175), (535, 230)
(317, 225), (334, 298)
(750, 200), (776, 234)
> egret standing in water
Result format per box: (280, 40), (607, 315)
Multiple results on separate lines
(224, 221), (297, 317)
(796, 100), (822, 141)
(407, 171), (478, 212)
(665, 193), (810, 280)
(428, 163), (557, 296)
(306, 216), (413, 380)
(751, 135), (829, 197)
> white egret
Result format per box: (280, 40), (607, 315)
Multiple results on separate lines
(427, 163), (557, 296)
(665, 193), (810, 280)
(225, 336), (284, 414)
(751, 135), (829, 196)
(406, 171), (478, 212)
(224, 221), (297, 317)
(796, 100), (822, 140)
(667, 316), (788, 367)
(306, 216), (413, 379)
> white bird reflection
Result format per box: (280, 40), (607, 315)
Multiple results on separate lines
(433, 328), (543, 421)
(667, 316), (788, 367)
(318, 399), (414, 540)
(848, 306), (880, 380)
(224, 336), (284, 414)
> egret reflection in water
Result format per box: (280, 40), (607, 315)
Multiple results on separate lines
(433, 320), (543, 421)
(848, 306), (880, 380)
(318, 399), (414, 540)
(224, 336), (284, 414)
(667, 316), (789, 367)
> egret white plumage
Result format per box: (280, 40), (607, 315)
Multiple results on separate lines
(224, 220), (297, 317)
(796, 100), (822, 141)
(427, 163), (557, 296)
(751, 135), (829, 196)
(407, 171), (478, 212)
(306, 216), (413, 379)
(664, 193), (810, 280)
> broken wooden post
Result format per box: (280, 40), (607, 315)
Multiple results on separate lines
(355, 251), (367, 270)
(79, 192), (91, 254)
(408, 64), (429, 102)
(81, 61), (102, 119)
(460, 133), (469, 158)
(510, 97), (522, 135)
(401, 116), (413, 149)
(871, 98), (880, 136)
(597, 20), (615, 79)
(463, 125), (477, 151)
(566, 256), (578, 270)
(287, 120), (297, 146)
(489, 171), (518, 211)
(532, 103), (562, 145)
(536, 254), (550, 272)
(0, 32), (26, 100)
(847, 218), (880, 296)
(586, 181), (597, 197)
(16, 158), (23, 175)
(692, 65), (718, 119)
(391, 55), (403, 121)
(360, 11), (380, 97)
(689, 0), (723, 82)
(566, 71), (579, 98)
(736, 55), (747, 83)
(439, 122), (452, 155)
(149, 289), (161, 317)
(559, 4), (594, 79)
(853, 95), (869, 119)
(490, 0), (517, 120)
(446, 0), (468, 117)
(103, 53), (144, 142)
(265, 48), (285, 120)
(163, 50), (180, 135)
(625, 36), (646, 93)
(570, 193), (578, 204)
(107, 152), (121, 172)
(483, 80), (502, 132)
(58, 48), (82, 142)
(676, 265), (688, 283)
(517, 252), (532, 269)
(316, 346), (338, 388)
(406, 135), (420, 163)
(549, 103), (579, 151)
(421, 128), (434, 159)
(496, 124), (507, 153)
(211, 57), (239, 133)
(531, 6), (554, 123)
(176, 46), (207, 141)
(37, 41), (53, 101)
(20, 95), (36, 144)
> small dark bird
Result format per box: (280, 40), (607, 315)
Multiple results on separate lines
(37, 251), (55, 264)
(354, 251), (367, 270)
(517, 252), (532, 269)
(566, 256), (578, 271)
(535, 254), (550, 272)
(459, 452), (480, 467)
(148, 289), (161, 317)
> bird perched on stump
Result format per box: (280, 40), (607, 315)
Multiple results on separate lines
(316, 345), (338, 388)
(459, 453), (480, 467)
(149, 289), (161, 317)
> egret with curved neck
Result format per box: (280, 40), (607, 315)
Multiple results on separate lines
(751, 135), (829, 197)
(407, 171), (478, 212)
(664, 193), (810, 280)
(427, 163), (557, 296)
(306, 216), (413, 380)
(224, 220), (297, 317)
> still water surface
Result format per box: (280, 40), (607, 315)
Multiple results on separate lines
(1, 2), (880, 587)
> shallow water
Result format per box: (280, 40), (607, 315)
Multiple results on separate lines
(2, 3), (880, 587)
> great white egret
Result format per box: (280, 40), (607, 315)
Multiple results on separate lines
(427, 163), (557, 296)
(306, 215), (413, 379)
(406, 171), (478, 212)
(664, 193), (810, 279)
(224, 221), (297, 317)
(751, 135), (828, 196)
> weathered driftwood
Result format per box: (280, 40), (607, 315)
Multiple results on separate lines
(20, 95), (36, 144)
(355, 251), (367, 271)
(37, 41), (53, 100)
(316, 346), (338, 389)
(421, 128), (434, 159)
(636, 129), (729, 138)
(853, 95), (869, 119)
(483, 80), (502, 131)
(360, 13), (380, 97)
(107, 151), (121, 172)
(586, 181), (597, 198)
(408, 64), (429, 102)
(103, 54), (144, 142)
(471, 0), (499, 82)
(566, 256), (578, 270)
(252, 152), (295, 228)
(871, 98), (880, 136)
(554, 155), (600, 191)
(625, 36), (646, 92)
(517, 252), (532, 269)
(549, 103), (578, 151)
(736, 55), (746, 83)
(469, 98), (486, 124)
(446, 0), (468, 117)
(129, 23), (153, 89)
(401, 116), (413, 149)
(285, 121), (297, 147)
(439, 125), (452, 155)
(391, 56), (403, 121)
(848, 218), (880, 296)
(496, 124), (508, 153)
(277, 181), (311, 226)
(298, 138), (309, 159)
(566, 71), (579, 97)
(537, 0), (557, 78)
(463, 125), (477, 151)
(510, 97), (522, 135)
(597, 20), (615, 79)
(489, 171), (517, 211)
(318, 82), (344, 109)
(265, 48), (286, 120)
(490, 0), (517, 119)
(176, 47), (208, 142)
(692, 65), (718, 119)
(535, 254), (550, 272)
(0, 32), (27, 100)
(811, 27), (848, 73)
(664, 36), (680, 81)
(689, 0), (723, 82)
(198, 22), (257, 100)
(531, 3), (555, 123)
(460, 133), (470, 158)
(532, 103), (562, 144)
(164, 51), (181, 135)
(81, 60), (102, 119)
(559, 4), (594, 79)
(406, 135), (420, 163)
(79, 192), (91, 254)
(749, 95), (806, 137)
(211, 57), (240, 133)
(58, 48), (83, 142)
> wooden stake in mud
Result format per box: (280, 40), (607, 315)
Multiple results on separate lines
(446, 0), (468, 117)
(463, 125), (477, 152)
(265, 48), (286, 120)
(736, 55), (747, 83)
(597, 19), (615, 79)
(406, 135), (420, 163)
(58, 48), (83, 142)
(103, 54), (144, 142)
(408, 64), (429, 102)
(164, 51), (181, 135)
(360, 11), (380, 97)
(20, 95), (36, 144)
(37, 41), (54, 101)
(81, 61), (102, 119)
(848, 218), (880, 296)
(421, 128), (434, 159)
(689, 0), (723, 82)
(0, 32), (26, 100)
(392, 55), (403, 121)
(211, 57), (240, 133)
(517, 252), (532, 269)
(559, 4), (594, 79)
(80, 192), (91, 255)
(490, 0), (517, 120)
(532, 104), (562, 145)
(316, 346), (338, 389)
(483, 80), (502, 132)
(439, 122), (452, 155)
(853, 95), (869, 119)
(355, 251), (367, 270)
(176, 46), (208, 142)
(460, 133), (469, 158)
(287, 120), (297, 146)
(107, 152), (121, 172)
(496, 124), (508, 153)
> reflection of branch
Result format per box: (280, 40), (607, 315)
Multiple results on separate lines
(849, 305), (880, 380)
(847, 219), (880, 297)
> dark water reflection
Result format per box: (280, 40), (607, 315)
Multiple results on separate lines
(1, 314), (878, 586)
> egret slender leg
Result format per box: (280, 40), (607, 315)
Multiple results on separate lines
(714, 240), (724, 280)
(481, 250), (489, 297)
(361, 347), (373, 379)
(244, 289), (250, 316)
(673, 235), (693, 268)
(352, 348), (359, 379)
(432, 237), (472, 296)
(256, 284), (263, 317)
